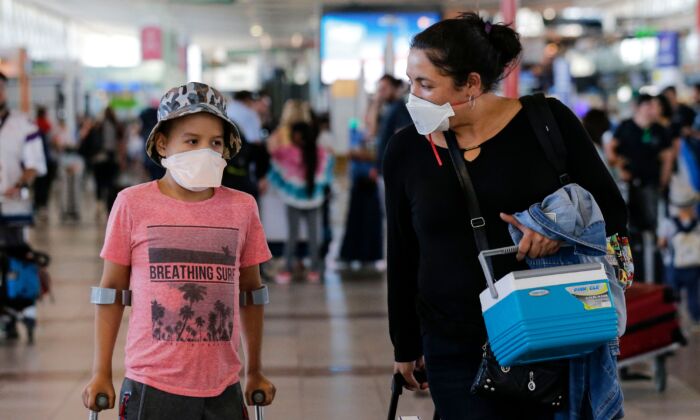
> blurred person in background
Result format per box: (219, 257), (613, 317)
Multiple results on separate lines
(252, 91), (273, 134)
(658, 177), (700, 329)
(662, 86), (696, 138)
(0, 71), (46, 204)
(81, 106), (125, 216)
(53, 117), (84, 222)
(33, 105), (57, 221)
(693, 84), (700, 114)
(267, 99), (313, 150)
(228, 91), (263, 144)
(0, 71), (46, 339)
(268, 121), (333, 284)
(315, 113), (335, 261)
(139, 99), (164, 180)
(606, 94), (674, 281)
(657, 93), (682, 144)
(222, 91), (270, 199)
(583, 108), (627, 202)
(582, 108), (612, 166)
(338, 117), (383, 270)
(375, 74), (412, 177)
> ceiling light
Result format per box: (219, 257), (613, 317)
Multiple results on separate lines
(543, 8), (556, 20)
(250, 25), (263, 38)
(291, 33), (303, 48)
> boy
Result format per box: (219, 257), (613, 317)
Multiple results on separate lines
(82, 82), (276, 419)
(659, 180), (700, 327)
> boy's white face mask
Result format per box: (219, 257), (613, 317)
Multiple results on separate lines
(161, 148), (227, 192)
(405, 93), (456, 135)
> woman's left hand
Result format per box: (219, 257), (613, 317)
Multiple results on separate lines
(500, 213), (562, 261)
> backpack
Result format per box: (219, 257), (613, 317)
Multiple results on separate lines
(4, 257), (41, 301)
(671, 218), (700, 268)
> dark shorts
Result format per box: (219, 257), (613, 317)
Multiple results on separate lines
(118, 377), (248, 420)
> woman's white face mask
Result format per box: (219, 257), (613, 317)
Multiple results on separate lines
(161, 148), (227, 192)
(405, 93), (457, 135)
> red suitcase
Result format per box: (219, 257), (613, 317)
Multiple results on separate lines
(619, 283), (686, 360)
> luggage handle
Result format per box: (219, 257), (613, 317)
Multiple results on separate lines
(478, 245), (520, 300)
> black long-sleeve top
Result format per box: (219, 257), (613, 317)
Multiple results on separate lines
(383, 98), (628, 362)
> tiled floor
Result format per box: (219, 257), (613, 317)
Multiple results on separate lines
(2, 193), (700, 419)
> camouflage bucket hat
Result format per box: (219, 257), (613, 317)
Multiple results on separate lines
(146, 82), (242, 165)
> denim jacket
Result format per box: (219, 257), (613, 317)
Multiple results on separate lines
(508, 184), (624, 420)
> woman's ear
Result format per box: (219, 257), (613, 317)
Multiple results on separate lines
(155, 132), (168, 159)
(465, 73), (483, 95)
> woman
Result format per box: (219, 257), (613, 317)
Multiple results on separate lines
(384, 13), (629, 419)
(339, 118), (383, 268)
(267, 99), (313, 150)
(268, 122), (333, 284)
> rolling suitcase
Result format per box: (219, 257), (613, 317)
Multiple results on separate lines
(619, 283), (687, 359)
(387, 371), (438, 420)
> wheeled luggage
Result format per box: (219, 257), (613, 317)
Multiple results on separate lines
(387, 371), (438, 420)
(619, 283), (686, 359)
(617, 282), (687, 392)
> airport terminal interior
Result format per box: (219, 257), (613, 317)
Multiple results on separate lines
(2, 1), (700, 419)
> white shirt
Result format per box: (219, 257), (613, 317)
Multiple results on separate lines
(0, 110), (47, 193)
(226, 100), (262, 144)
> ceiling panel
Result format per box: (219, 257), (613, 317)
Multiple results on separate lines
(21, 0), (564, 51)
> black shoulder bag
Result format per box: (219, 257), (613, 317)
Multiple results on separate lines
(443, 93), (570, 408)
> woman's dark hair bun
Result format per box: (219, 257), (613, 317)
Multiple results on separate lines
(411, 11), (522, 92)
(484, 16), (522, 71)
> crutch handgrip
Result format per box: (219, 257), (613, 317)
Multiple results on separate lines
(88, 393), (109, 420)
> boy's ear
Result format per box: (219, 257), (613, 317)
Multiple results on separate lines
(155, 132), (168, 159)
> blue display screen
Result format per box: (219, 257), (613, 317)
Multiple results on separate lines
(320, 10), (441, 89)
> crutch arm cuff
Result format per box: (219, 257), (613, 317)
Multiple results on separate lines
(90, 287), (132, 306)
(240, 285), (270, 307)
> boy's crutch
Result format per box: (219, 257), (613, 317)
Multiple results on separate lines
(252, 389), (266, 420)
(88, 393), (109, 420)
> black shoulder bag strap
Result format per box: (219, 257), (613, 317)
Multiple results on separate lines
(520, 93), (570, 186)
(444, 130), (490, 255)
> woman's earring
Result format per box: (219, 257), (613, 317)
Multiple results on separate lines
(469, 95), (476, 110)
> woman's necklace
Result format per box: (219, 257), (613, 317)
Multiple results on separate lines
(461, 142), (485, 161)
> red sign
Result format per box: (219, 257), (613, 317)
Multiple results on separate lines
(500, 0), (519, 98)
(141, 27), (163, 61)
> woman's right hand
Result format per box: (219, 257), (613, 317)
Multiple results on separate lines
(82, 373), (115, 411)
(394, 356), (429, 391)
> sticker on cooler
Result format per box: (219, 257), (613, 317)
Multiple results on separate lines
(566, 282), (612, 310)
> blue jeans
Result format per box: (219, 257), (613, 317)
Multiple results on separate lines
(422, 333), (559, 420)
(667, 266), (700, 322)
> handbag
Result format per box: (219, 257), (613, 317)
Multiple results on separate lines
(443, 94), (571, 407)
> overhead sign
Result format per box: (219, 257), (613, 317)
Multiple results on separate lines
(142, 27), (163, 61)
(657, 31), (680, 68)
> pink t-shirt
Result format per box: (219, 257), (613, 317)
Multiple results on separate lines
(100, 181), (271, 397)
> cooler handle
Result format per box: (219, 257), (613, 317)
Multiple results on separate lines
(478, 246), (520, 300)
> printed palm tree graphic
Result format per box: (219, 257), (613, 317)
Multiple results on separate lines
(214, 300), (232, 341)
(177, 305), (195, 340)
(207, 312), (218, 341)
(176, 283), (207, 341)
(151, 300), (165, 340)
(150, 283), (233, 342)
(195, 316), (205, 339)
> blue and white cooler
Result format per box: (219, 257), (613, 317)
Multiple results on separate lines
(478, 246), (618, 367)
